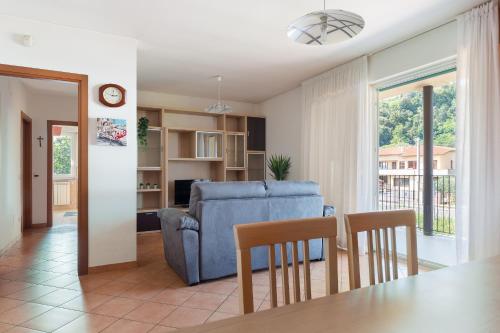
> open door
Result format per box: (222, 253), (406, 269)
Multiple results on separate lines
(21, 111), (32, 230)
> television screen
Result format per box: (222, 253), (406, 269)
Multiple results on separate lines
(174, 179), (194, 207)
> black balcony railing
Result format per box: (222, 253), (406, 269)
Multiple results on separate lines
(378, 174), (455, 235)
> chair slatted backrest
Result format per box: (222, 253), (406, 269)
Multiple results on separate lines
(233, 216), (338, 314)
(344, 210), (418, 290)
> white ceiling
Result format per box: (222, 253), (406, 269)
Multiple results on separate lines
(0, 0), (484, 103)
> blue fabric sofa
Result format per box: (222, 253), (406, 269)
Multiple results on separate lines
(158, 180), (335, 285)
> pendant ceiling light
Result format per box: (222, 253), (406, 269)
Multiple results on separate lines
(205, 75), (233, 114)
(287, 0), (364, 46)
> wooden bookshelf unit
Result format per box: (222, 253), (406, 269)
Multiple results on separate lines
(137, 106), (266, 232)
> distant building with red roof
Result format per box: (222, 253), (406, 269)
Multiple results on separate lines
(379, 145), (455, 173)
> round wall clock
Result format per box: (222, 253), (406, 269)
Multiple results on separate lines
(99, 84), (126, 107)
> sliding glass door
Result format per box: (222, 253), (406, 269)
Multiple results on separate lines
(377, 70), (456, 236)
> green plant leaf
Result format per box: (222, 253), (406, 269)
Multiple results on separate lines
(267, 154), (291, 180)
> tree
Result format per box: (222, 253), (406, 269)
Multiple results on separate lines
(53, 136), (72, 175)
(378, 82), (456, 148)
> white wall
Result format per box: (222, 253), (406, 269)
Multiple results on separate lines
(0, 15), (138, 268)
(26, 91), (78, 225)
(138, 90), (260, 116)
(368, 21), (457, 82)
(0, 77), (28, 252)
(257, 87), (302, 180)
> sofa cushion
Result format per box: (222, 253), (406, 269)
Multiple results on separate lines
(197, 181), (266, 200)
(189, 181), (266, 216)
(265, 180), (320, 197)
(188, 180), (210, 216)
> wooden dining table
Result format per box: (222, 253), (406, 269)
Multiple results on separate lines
(178, 255), (500, 333)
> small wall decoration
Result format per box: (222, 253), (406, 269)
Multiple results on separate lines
(96, 118), (128, 146)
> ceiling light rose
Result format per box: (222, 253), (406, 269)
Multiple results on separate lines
(205, 75), (233, 114)
(287, 0), (364, 46)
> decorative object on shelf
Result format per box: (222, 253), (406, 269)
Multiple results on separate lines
(146, 182), (151, 189)
(139, 183), (144, 189)
(138, 116), (149, 146)
(205, 75), (232, 114)
(287, 0), (364, 46)
(96, 118), (127, 146)
(153, 184), (159, 189)
(267, 154), (291, 180)
(98, 83), (126, 107)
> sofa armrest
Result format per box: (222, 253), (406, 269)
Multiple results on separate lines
(158, 208), (199, 231)
(158, 208), (200, 285)
(323, 205), (336, 217)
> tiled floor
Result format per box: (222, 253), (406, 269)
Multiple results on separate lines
(0, 224), (432, 332)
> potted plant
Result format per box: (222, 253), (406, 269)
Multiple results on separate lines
(267, 154), (291, 180)
(138, 116), (149, 146)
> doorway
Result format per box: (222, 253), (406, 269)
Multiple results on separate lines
(21, 111), (32, 231)
(0, 64), (88, 275)
(48, 121), (79, 227)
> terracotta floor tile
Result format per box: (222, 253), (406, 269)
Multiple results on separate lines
(160, 306), (212, 328)
(207, 311), (237, 322)
(183, 292), (227, 311)
(199, 281), (237, 295)
(0, 298), (24, 314)
(29, 260), (62, 272)
(91, 297), (142, 318)
(0, 281), (33, 297)
(32, 288), (81, 306)
(119, 283), (166, 300)
(0, 322), (13, 332)
(39, 274), (79, 288)
(101, 319), (154, 333)
(49, 263), (78, 274)
(5, 285), (56, 301)
(4, 327), (45, 333)
(92, 280), (137, 296)
(65, 276), (110, 293)
(124, 302), (176, 324)
(53, 313), (117, 333)
(153, 289), (195, 306)
(60, 293), (113, 312)
(21, 307), (83, 332)
(149, 325), (177, 332)
(0, 302), (53, 325)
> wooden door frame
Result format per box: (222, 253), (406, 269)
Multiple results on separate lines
(47, 120), (79, 228)
(21, 112), (32, 230)
(0, 64), (89, 275)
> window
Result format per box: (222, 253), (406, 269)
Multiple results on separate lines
(377, 69), (456, 236)
(379, 161), (389, 169)
(53, 133), (76, 178)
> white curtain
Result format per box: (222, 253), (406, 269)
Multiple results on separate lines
(456, 0), (500, 262)
(301, 56), (377, 248)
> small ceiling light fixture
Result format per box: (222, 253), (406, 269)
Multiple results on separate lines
(287, 0), (364, 46)
(205, 75), (233, 114)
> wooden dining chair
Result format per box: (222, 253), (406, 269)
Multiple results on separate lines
(344, 210), (418, 290)
(233, 216), (338, 314)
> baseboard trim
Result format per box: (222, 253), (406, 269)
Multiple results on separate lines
(89, 261), (138, 274)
